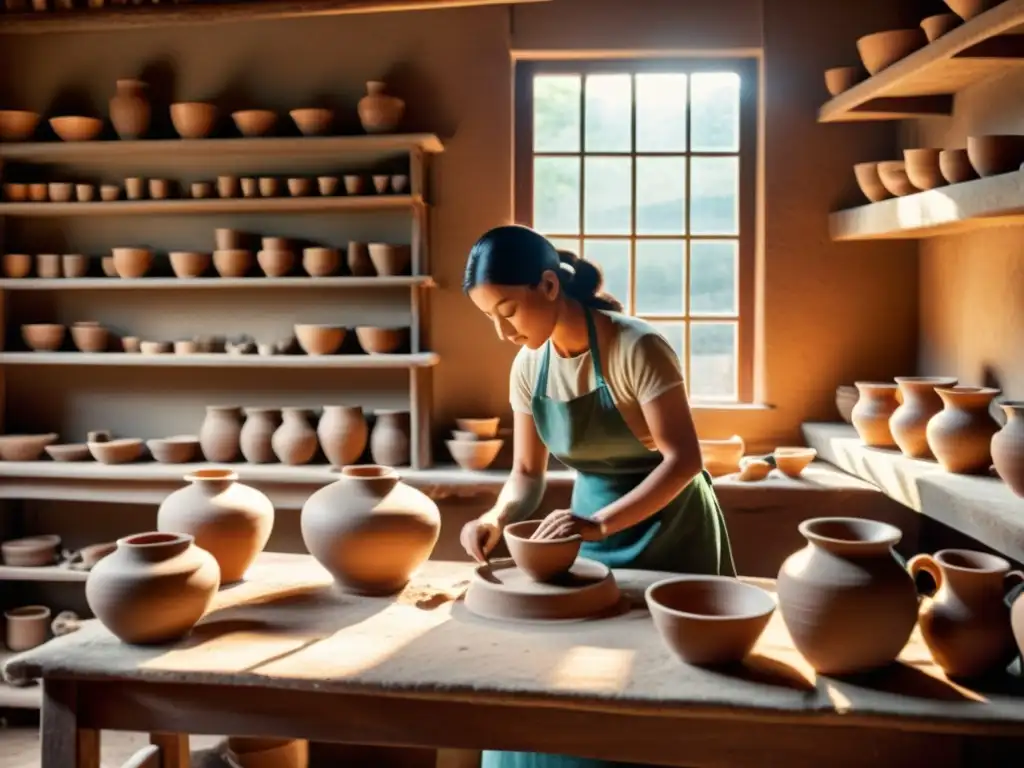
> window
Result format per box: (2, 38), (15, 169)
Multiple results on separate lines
(515, 59), (757, 403)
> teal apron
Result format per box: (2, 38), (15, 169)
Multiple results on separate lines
(483, 310), (736, 768)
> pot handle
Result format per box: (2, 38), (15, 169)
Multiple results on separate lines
(907, 553), (941, 595)
(1004, 570), (1024, 606)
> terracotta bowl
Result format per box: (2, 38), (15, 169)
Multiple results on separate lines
(455, 417), (500, 439)
(966, 134), (1024, 177)
(646, 576), (776, 666)
(101, 257), (117, 277)
(4, 183), (27, 202)
(824, 66), (862, 97)
(367, 243), (411, 276)
(853, 162), (891, 203)
(877, 161), (916, 196)
(71, 322), (109, 353)
(699, 435), (744, 477)
(287, 177), (312, 197)
(355, 326), (408, 354)
(62, 254), (88, 278)
(290, 108), (333, 136)
(45, 443), (91, 462)
(302, 247), (339, 277)
(100, 184), (121, 202)
(856, 29), (927, 75)
(257, 249), (295, 277)
(773, 447), (818, 478)
(3, 253), (33, 279)
(738, 458), (772, 482)
(112, 247), (153, 279)
(343, 175), (364, 195)
(1, 535), (60, 566)
(0, 433), (59, 461)
(0, 109), (40, 141)
(447, 438), (503, 471)
(213, 249), (253, 278)
(75, 184), (95, 202)
(170, 102), (216, 139)
(48, 182), (73, 203)
(49, 116), (103, 142)
(921, 13), (961, 42)
(294, 324), (346, 355)
(22, 323), (65, 351)
(939, 148), (978, 184)
(140, 341), (171, 355)
(169, 251), (211, 278)
(903, 148), (944, 190)
(88, 438), (144, 465)
(835, 385), (858, 424)
(232, 109), (277, 137)
(944, 0), (1000, 20)
(147, 436), (200, 464)
(503, 520), (582, 583)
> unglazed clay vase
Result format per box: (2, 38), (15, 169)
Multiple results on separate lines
(271, 408), (318, 465)
(300, 465), (440, 595)
(851, 382), (899, 447)
(357, 81), (405, 134)
(318, 406), (368, 467)
(908, 549), (1022, 678)
(109, 79), (150, 140)
(777, 517), (917, 675)
(889, 376), (957, 458)
(200, 405), (243, 462)
(370, 409), (411, 467)
(926, 387), (1000, 474)
(157, 469), (274, 584)
(240, 407), (281, 464)
(85, 532), (219, 645)
(991, 401), (1024, 497)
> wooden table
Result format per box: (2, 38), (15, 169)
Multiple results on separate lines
(5, 554), (1024, 768)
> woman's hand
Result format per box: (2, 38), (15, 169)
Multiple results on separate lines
(460, 515), (502, 563)
(532, 509), (605, 542)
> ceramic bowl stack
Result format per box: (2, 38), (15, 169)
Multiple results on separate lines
(447, 417), (502, 471)
(213, 228), (253, 278)
(258, 236), (295, 277)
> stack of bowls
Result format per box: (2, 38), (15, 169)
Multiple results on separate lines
(258, 236), (295, 277)
(213, 228), (252, 278)
(447, 417), (503, 471)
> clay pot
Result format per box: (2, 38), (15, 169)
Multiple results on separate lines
(889, 376), (958, 458)
(217, 175), (239, 199)
(215, 228), (245, 250)
(29, 183), (47, 202)
(71, 322), (108, 353)
(290, 107), (333, 136)
(147, 436), (199, 464)
(455, 417), (500, 438)
(258, 177), (280, 197)
(773, 447), (816, 477)
(504, 520), (580, 582)
(4, 183), (27, 202)
(294, 324), (346, 355)
(698, 435), (744, 477)
(75, 184), (95, 202)
(877, 161), (915, 197)
(824, 66), (862, 96)
(148, 179), (171, 200)
(347, 241), (373, 275)
(944, 0), (1001, 20)
(48, 182), (73, 202)
(853, 162), (890, 203)
(367, 243), (411, 276)
(835, 385), (857, 423)
(926, 387), (1000, 473)
(3, 253), (32, 278)
(262, 237), (290, 251)
(967, 135), (1024, 178)
(921, 13), (961, 41)
(909, 549), (1022, 678)
(447, 438), (502, 471)
(169, 251), (210, 278)
(240, 178), (258, 198)
(391, 174), (409, 193)
(157, 469), (274, 583)
(88, 438), (143, 464)
(287, 177), (311, 197)
(0, 433), (59, 461)
(372, 175), (390, 194)
(302, 247), (339, 277)
(856, 29), (927, 75)
(357, 81), (405, 134)
(109, 79), (150, 140)
(777, 517), (917, 675)
(191, 182), (213, 199)
(125, 177), (145, 200)
(86, 532), (220, 645)
(213, 249), (253, 278)
(992, 401), (1024, 496)
(100, 184), (121, 202)
(271, 408), (318, 465)
(240, 407), (281, 464)
(232, 109), (277, 137)
(343, 175), (365, 196)
(200, 405), (243, 462)
(903, 148), (944, 190)
(317, 406), (368, 467)
(62, 253), (88, 277)
(257, 250), (294, 277)
(49, 116), (103, 142)
(45, 443), (90, 462)
(851, 382), (899, 447)
(4, 606), (51, 652)
(112, 247), (152, 279)
(355, 326), (407, 354)
(0, 109), (40, 141)
(22, 323), (65, 351)
(301, 465), (440, 595)
(370, 409), (410, 466)
(170, 102), (216, 139)
(1, 535), (60, 566)
(317, 176), (339, 196)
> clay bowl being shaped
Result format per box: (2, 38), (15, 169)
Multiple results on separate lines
(287, 177), (311, 197)
(290, 107), (333, 136)
(49, 116), (103, 142)
(140, 341), (171, 355)
(455, 417), (500, 439)
(21, 323), (65, 352)
(738, 458), (772, 482)
(503, 520), (582, 583)
(3, 253), (33, 279)
(213, 249), (253, 278)
(0, 109), (40, 141)
(48, 182), (73, 203)
(646, 576), (776, 666)
(71, 322), (109, 353)
(170, 102), (217, 139)
(1, 535), (61, 567)
(88, 437), (144, 465)
(921, 13), (961, 42)
(257, 249), (295, 277)
(904, 148), (945, 190)
(698, 435), (745, 477)
(45, 443), (91, 462)
(944, 0), (1001, 20)
(824, 66), (862, 97)
(773, 447), (818, 478)
(367, 243), (411, 276)
(856, 28), (927, 75)
(966, 134), (1024, 177)
(877, 161), (916, 197)
(294, 324), (346, 355)
(232, 109), (277, 137)
(146, 435), (200, 464)
(447, 438), (503, 471)
(169, 251), (211, 278)
(112, 247), (153, 279)
(853, 162), (890, 203)
(0, 433), (59, 461)
(355, 326), (408, 354)
(939, 148), (978, 184)
(302, 247), (340, 277)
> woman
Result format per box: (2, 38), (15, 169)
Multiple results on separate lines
(461, 225), (736, 768)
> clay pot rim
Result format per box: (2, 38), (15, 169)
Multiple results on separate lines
(505, 519), (582, 545)
(2, 534), (61, 548)
(118, 531), (193, 548)
(0, 432), (59, 442)
(447, 438), (503, 448)
(169, 250), (210, 258)
(232, 109), (276, 118)
(22, 323), (64, 330)
(903, 147), (941, 158)
(799, 517), (902, 548)
(932, 548), (1011, 574)
(854, 381), (898, 391)
(147, 435), (199, 446)
(338, 464), (398, 480)
(894, 376), (958, 384)
(206, 404), (243, 411)
(88, 438), (142, 448)
(645, 576), (776, 621)
(375, 408), (410, 415)
(244, 406), (282, 414)
(4, 605), (51, 620)
(294, 323), (346, 330)
(184, 468), (238, 483)
(935, 386), (1000, 395)
(171, 101), (216, 109)
(773, 446), (816, 457)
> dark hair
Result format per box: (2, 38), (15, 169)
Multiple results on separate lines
(462, 225), (622, 312)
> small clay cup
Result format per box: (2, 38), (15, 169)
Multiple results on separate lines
(773, 447), (817, 478)
(70, 322), (108, 353)
(215, 228), (245, 250)
(317, 176), (339, 196)
(259, 177), (280, 197)
(36, 253), (61, 279)
(3, 183), (27, 202)
(257, 250), (295, 277)
(903, 148), (944, 191)
(447, 438), (503, 471)
(62, 254), (88, 278)
(111, 247), (153, 279)
(217, 175), (239, 199)
(355, 326), (407, 354)
(3, 253), (33, 279)
(372, 174), (390, 194)
(503, 520), (581, 582)
(824, 66), (862, 97)
(368, 243), (411, 276)
(455, 417), (500, 438)
(174, 340), (197, 355)
(100, 184), (121, 202)
(190, 181), (213, 199)
(148, 179), (171, 200)
(122, 336), (141, 353)
(101, 257), (117, 277)
(287, 178), (311, 197)
(302, 247), (339, 277)
(169, 251), (210, 278)
(140, 341), (171, 355)
(343, 175), (364, 195)
(28, 183), (47, 202)
(125, 177), (145, 200)
(48, 182), (73, 203)
(75, 183), (96, 202)
(391, 174), (409, 193)
(4, 605), (51, 652)
(240, 178), (258, 198)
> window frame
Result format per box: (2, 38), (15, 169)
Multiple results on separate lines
(514, 57), (758, 404)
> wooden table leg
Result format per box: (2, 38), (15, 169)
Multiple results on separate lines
(150, 733), (190, 768)
(41, 680), (100, 768)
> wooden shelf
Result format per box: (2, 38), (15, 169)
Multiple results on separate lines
(0, 564), (86, 583)
(829, 168), (1024, 240)
(0, 194), (420, 217)
(0, 276), (436, 290)
(0, 351), (439, 368)
(819, 0), (1024, 122)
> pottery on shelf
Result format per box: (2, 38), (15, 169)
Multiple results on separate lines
(239, 407), (281, 464)
(213, 249), (253, 278)
(257, 249), (295, 277)
(777, 517), (917, 675)
(347, 241), (373, 275)
(967, 134), (1024, 178)
(903, 148), (944, 190)
(49, 116), (103, 142)
(3, 253), (32, 279)
(992, 401), (1024, 497)
(70, 322), (108, 353)
(357, 81), (405, 134)
(4, 605), (51, 652)
(737, 458), (771, 482)
(367, 243), (411, 276)
(698, 435), (744, 477)
(889, 376), (958, 458)
(372, 175), (390, 194)
(1, 534), (60, 566)
(835, 384), (857, 423)
(75, 184), (95, 203)
(287, 177), (311, 197)
(294, 324), (346, 355)
(317, 406), (368, 467)
(37, 253), (61, 279)
(49, 182), (73, 202)
(877, 161), (915, 197)
(290, 107), (333, 136)
(455, 417), (500, 439)
(773, 447), (816, 477)
(271, 408), (318, 465)
(29, 183), (47, 203)
(944, 0), (1001, 21)
(45, 443), (91, 462)
(112, 247), (153, 279)
(856, 28), (927, 75)
(343, 175), (365, 196)
(232, 109), (277, 137)
(85, 532), (220, 645)
(170, 251), (211, 278)
(101, 184), (121, 201)
(124, 177), (145, 200)
(0, 109), (40, 141)
(448, 438), (503, 471)
(302, 247), (339, 277)
(199, 405), (243, 462)
(853, 162), (890, 203)
(317, 176), (339, 196)
(921, 13), (961, 41)
(170, 102), (216, 139)
(62, 253), (88, 277)
(22, 323), (65, 352)
(370, 409), (411, 466)
(3, 183), (27, 202)
(504, 520), (580, 582)
(926, 386), (1000, 473)
(216, 228), (245, 250)
(147, 436), (200, 464)
(824, 66), (861, 97)
(851, 381), (899, 447)
(355, 326), (407, 354)
(88, 438), (143, 464)
(157, 469), (274, 584)
(109, 78), (150, 140)
(301, 465), (440, 595)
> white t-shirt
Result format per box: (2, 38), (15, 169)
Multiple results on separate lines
(509, 311), (685, 451)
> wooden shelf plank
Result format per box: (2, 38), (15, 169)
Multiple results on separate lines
(819, 0), (1024, 123)
(0, 352), (440, 368)
(0, 276), (436, 290)
(829, 168), (1024, 240)
(0, 195), (419, 217)
(0, 564), (87, 583)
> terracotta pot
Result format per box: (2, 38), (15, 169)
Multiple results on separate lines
(217, 175), (239, 199)
(391, 174), (409, 193)
(824, 66), (862, 97)
(148, 179), (171, 200)
(851, 382), (899, 447)
(257, 250), (294, 277)
(1, 535), (60, 567)
(71, 322), (108, 353)
(903, 148), (944, 190)
(240, 407), (281, 464)
(271, 408), (318, 465)
(37, 253), (61, 278)
(290, 107), (333, 136)
(62, 253), (88, 278)
(944, 0), (1001, 20)
(889, 376), (958, 458)
(300, 465), (440, 595)
(213, 249), (253, 278)
(967, 134), (1024, 178)
(86, 532), (220, 645)
(232, 110), (277, 137)
(355, 326), (407, 354)
(0, 109), (40, 142)
(317, 176), (339, 196)
(835, 385), (857, 423)
(109, 79), (149, 140)
(503, 520), (580, 582)
(909, 549), (1022, 678)
(215, 228), (246, 250)
(856, 28), (927, 75)
(372, 175), (390, 194)
(343, 175), (365, 195)
(698, 435), (744, 477)
(199, 405), (243, 462)
(157, 469), (274, 583)
(992, 401), (1024, 496)
(853, 162), (890, 203)
(287, 178), (311, 197)
(75, 184), (95, 203)
(4, 183), (27, 202)
(317, 405), (368, 467)
(4, 605), (51, 652)
(241, 178), (258, 198)
(347, 241), (373, 275)
(258, 177), (280, 197)
(147, 436), (199, 464)
(777, 517), (917, 675)
(877, 161), (915, 197)
(170, 102), (216, 139)
(112, 247), (152, 279)
(50, 116), (103, 142)
(22, 323), (65, 351)
(367, 243), (411, 276)
(921, 13), (961, 41)
(370, 409), (410, 466)
(447, 438), (502, 471)
(124, 177), (145, 200)
(169, 251), (210, 278)
(100, 184), (121, 202)
(294, 324), (346, 355)
(357, 81), (405, 134)
(926, 386), (1000, 473)
(3, 253), (32, 279)
(302, 247), (339, 277)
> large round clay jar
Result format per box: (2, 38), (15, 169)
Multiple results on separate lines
(776, 517), (917, 675)
(889, 376), (957, 458)
(370, 409), (410, 466)
(301, 465), (440, 595)
(157, 469), (274, 583)
(926, 386), (1000, 474)
(200, 405), (243, 462)
(272, 407), (318, 465)
(850, 382), (899, 447)
(85, 532), (219, 645)
(318, 405), (368, 467)
(109, 79), (150, 140)
(357, 81), (405, 134)
(240, 407), (281, 464)
(991, 401), (1024, 497)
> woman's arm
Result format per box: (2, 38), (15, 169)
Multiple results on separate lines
(480, 410), (550, 527)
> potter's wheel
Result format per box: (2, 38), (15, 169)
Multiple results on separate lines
(464, 557), (622, 623)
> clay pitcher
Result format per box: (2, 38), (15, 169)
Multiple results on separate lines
(357, 81), (405, 134)
(370, 409), (410, 466)
(889, 376), (957, 458)
(991, 401), (1024, 497)
(240, 407), (281, 464)
(777, 517), (918, 675)
(851, 382), (899, 447)
(908, 549), (1023, 678)
(300, 465), (441, 595)
(926, 386), (1000, 473)
(109, 78), (150, 140)
(85, 532), (219, 645)
(156, 469), (274, 583)
(272, 407), (318, 465)
(318, 405), (368, 467)
(200, 405), (243, 462)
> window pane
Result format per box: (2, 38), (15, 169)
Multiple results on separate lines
(635, 240), (685, 316)
(637, 73), (687, 152)
(534, 75), (581, 152)
(690, 156), (738, 236)
(585, 74), (632, 152)
(691, 72), (740, 152)
(584, 157), (632, 235)
(637, 157), (686, 235)
(650, 321), (685, 362)
(534, 157), (580, 235)
(690, 240), (738, 316)
(583, 239), (630, 313)
(690, 322), (737, 400)
(547, 238), (580, 257)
